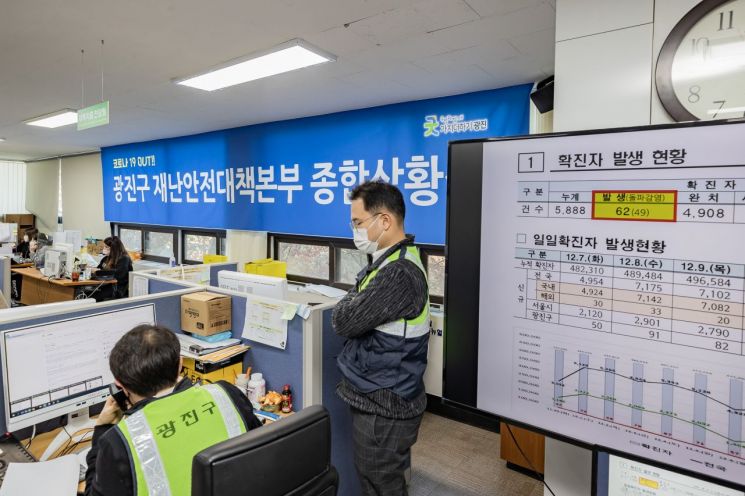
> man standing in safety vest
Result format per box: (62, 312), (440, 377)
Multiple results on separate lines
(85, 324), (261, 496)
(334, 181), (430, 496)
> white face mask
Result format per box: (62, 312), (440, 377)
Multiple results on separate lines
(23, 235), (29, 242)
(353, 216), (384, 254)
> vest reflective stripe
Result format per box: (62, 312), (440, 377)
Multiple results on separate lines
(118, 384), (247, 496)
(125, 410), (172, 496)
(203, 383), (243, 438)
(360, 246), (430, 339)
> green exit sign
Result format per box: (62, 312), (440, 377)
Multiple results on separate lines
(77, 101), (109, 130)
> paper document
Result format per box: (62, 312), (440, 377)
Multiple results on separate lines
(243, 298), (290, 350)
(177, 333), (240, 352)
(131, 274), (149, 297)
(305, 284), (347, 298)
(157, 265), (210, 284)
(0, 455), (79, 496)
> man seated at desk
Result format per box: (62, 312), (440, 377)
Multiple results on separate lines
(85, 324), (261, 496)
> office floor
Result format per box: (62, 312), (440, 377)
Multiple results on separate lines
(410, 413), (544, 496)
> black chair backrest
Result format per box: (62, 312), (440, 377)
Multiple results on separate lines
(192, 404), (336, 496)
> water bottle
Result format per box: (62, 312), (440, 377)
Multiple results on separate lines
(235, 374), (250, 398)
(169, 253), (176, 267)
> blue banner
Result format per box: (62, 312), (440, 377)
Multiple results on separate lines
(102, 84), (531, 244)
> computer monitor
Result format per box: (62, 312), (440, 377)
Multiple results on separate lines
(1, 304), (156, 433)
(0, 299), (96, 324)
(42, 248), (64, 277)
(52, 241), (76, 276)
(594, 447), (744, 496)
(217, 271), (288, 300)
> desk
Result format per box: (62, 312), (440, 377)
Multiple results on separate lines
(24, 426), (90, 494)
(10, 262), (33, 269)
(500, 422), (545, 475)
(11, 268), (116, 306)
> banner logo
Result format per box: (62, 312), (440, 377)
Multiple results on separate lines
(423, 114), (489, 138)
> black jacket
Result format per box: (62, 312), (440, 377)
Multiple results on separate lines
(84, 379), (261, 496)
(97, 255), (133, 298)
(14, 241), (30, 258)
(333, 238), (429, 419)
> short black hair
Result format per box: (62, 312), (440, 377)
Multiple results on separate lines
(349, 181), (406, 222)
(109, 324), (181, 397)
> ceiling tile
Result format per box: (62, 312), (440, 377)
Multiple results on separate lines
(0, 0), (555, 159)
(463, 0), (546, 18)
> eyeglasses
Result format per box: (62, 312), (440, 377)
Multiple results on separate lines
(349, 213), (381, 232)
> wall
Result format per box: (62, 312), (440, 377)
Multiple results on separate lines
(548, 1), (701, 494)
(26, 153), (110, 238)
(554, 0), (699, 132)
(60, 153), (110, 239)
(25, 158), (58, 233)
(225, 230), (268, 268)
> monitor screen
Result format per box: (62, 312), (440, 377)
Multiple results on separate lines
(595, 449), (744, 496)
(51, 242), (75, 274)
(1, 304), (156, 431)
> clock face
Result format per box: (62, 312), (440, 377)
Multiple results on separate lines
(656, 0), (745, 121)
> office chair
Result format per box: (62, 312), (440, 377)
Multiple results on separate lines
(192, 404), (339, 496)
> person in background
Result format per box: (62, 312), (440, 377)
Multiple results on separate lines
(333, 181), (430, 496)
(14, 228), (37, 259)
(85, 324), (261, 496)
(30, 232), (51, 268)
(96, 236), (133, 298)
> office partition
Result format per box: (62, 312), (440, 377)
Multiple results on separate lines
(0, 286), (308, 434)
(0, 257), (10, 306)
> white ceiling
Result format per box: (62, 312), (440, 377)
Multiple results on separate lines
(0, 0), (556, 161)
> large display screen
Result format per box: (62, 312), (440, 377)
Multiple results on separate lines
(447, 120), (745, 486)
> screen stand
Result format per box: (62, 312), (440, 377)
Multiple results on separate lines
(39, 408), (95, 461)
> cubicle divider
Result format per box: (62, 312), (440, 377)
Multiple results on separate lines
(0, 285), (307, 436)
(145, 279), (314, 409)
(0, 257), (11, 306)
(208, 262), (237, 286)
(320, 308), (361, 496)
(223, 288), (305, 408)
(144, 275), (356, 491)
(129, 262), (238, 296)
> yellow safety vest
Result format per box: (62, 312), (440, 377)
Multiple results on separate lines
(117, 383), (247, 496)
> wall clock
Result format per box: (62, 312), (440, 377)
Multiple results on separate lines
(656, 0), (745, 121)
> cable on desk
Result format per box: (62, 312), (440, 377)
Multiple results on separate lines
(504, 423), (557, 496)
(60, 429), (94, 457)
(25, 424), (36, 450)
(78, 280), (108, 300)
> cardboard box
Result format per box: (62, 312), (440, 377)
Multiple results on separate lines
(244, 258), (287, 278)
(181, 352), (246, 385)
(181, 291), (232, 336)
